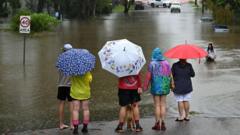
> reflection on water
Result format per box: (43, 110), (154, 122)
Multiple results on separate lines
(0, 3), (240, 133)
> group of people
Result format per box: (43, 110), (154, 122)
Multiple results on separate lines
(57, 44), (92, 134)
(57, 44), (195, 134)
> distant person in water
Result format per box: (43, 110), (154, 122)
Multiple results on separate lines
(171, 59), (195, 122)
(206, 42), (216, 62)
(57, 44), (73, 130)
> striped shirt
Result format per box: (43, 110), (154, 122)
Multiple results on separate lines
(57, 71), (71, 87)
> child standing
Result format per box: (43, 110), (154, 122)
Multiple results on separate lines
(115, 74), (143, 133)
(57, 44), (73, 130)
(144, 48), (172, 131)
(71, 71), (92, 134)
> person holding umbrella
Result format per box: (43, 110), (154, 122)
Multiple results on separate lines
(98, 39), (146, 133)
(57, 44), (73, 130)
(171, 59), (195, 121)
(56, 48), (96, 134)
(144, 48), (172, 131)
(164, 42), (206, 121)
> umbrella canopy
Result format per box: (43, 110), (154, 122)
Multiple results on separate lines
(56, 49), (96, 76)
(164, 44), (207, 59)
(98, 39), (146, 78)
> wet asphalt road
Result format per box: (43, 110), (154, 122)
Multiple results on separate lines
(9, 117), (240, 135)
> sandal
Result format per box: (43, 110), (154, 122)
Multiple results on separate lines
(184, 118), (190, 121)
(175, 118), (184, 122)
(161, 121), (166, 131)
(115, 124), (124, 133)
(135, 124), (143, 132)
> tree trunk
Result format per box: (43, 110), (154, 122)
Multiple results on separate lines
(123, 0), (129, 13)
(37, 0), (45, 12)
(195, 0), (198, 6)
(202, 0), (205, 14)
(92, 0), (96, 17)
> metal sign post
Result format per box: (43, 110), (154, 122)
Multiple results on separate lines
(23, 35), (26, 65)
(19, 16), (31, 65)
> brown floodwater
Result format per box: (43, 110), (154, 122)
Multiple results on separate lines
(0, 3), (240, 133)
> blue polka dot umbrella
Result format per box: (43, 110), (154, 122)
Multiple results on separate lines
(56, 49), (96, 76)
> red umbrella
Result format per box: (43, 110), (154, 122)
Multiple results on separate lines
(164, 44), (207, 59)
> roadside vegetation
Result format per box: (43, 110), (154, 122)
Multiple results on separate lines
(10, 10), (59, 33)
(205, 0), (240, 25)
(0, 0), (135, 19)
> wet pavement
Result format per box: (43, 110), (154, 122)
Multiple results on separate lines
(7, 117), (240, 135)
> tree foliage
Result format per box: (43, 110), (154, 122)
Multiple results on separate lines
(206, 0), (240, 24)
(0, 0), (21, 17)
(1, 0), (113, 18)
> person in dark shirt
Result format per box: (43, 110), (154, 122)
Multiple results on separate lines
(171, 59), (195, 121)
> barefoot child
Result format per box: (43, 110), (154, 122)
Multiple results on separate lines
(71, 71), (92, 134)
(57, 44), (73, 130)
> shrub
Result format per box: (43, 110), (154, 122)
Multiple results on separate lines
(96, 0), (112, 14)
(10, 9), (59, 33)
(30, 13), (59, 32)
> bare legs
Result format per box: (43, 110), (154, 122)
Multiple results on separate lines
(59, 100), (72, 129)
(72, 100), (90, 124)
(153, 96), (167, 129)
(119, 106), (127, 124)
(82, 100), (90, 125)
(132, 103), (140, 122)
(177, 101), (190, 120)
(183, 101), (190, 119)
(72, 100), (90, 134)
(69, 102), (74, 129)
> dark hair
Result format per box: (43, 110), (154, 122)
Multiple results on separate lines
(207, 43), (214, 52)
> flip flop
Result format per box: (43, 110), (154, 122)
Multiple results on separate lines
(184, 118), (190, 121)
(59, 125), (69, 130)
(175, 118), (184, 122)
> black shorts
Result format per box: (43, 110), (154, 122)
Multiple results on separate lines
(118, 89), (141, 106)
(57, 86), (72, 101)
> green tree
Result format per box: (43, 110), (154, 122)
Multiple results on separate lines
(8, 0), (21, 14)
(0, 0), (8, 17)
(25, 0), (38, 12)
(206, 0), (238, 24)
(0, 0), (21, 17)
(195, 0), (198, 6)
(122, 0), (134, 13)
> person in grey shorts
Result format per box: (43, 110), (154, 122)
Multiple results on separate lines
(57, 44), (73, 129)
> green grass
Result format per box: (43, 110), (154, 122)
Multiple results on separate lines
(112, 5), (125, 13)
(112, 5), (134, 13)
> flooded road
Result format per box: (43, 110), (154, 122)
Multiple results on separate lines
(0, 3), (240, 133)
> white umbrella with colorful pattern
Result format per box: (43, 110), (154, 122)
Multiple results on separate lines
(98, 39), (146, 78)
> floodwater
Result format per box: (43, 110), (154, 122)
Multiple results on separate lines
(1, 3), (240, 133)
